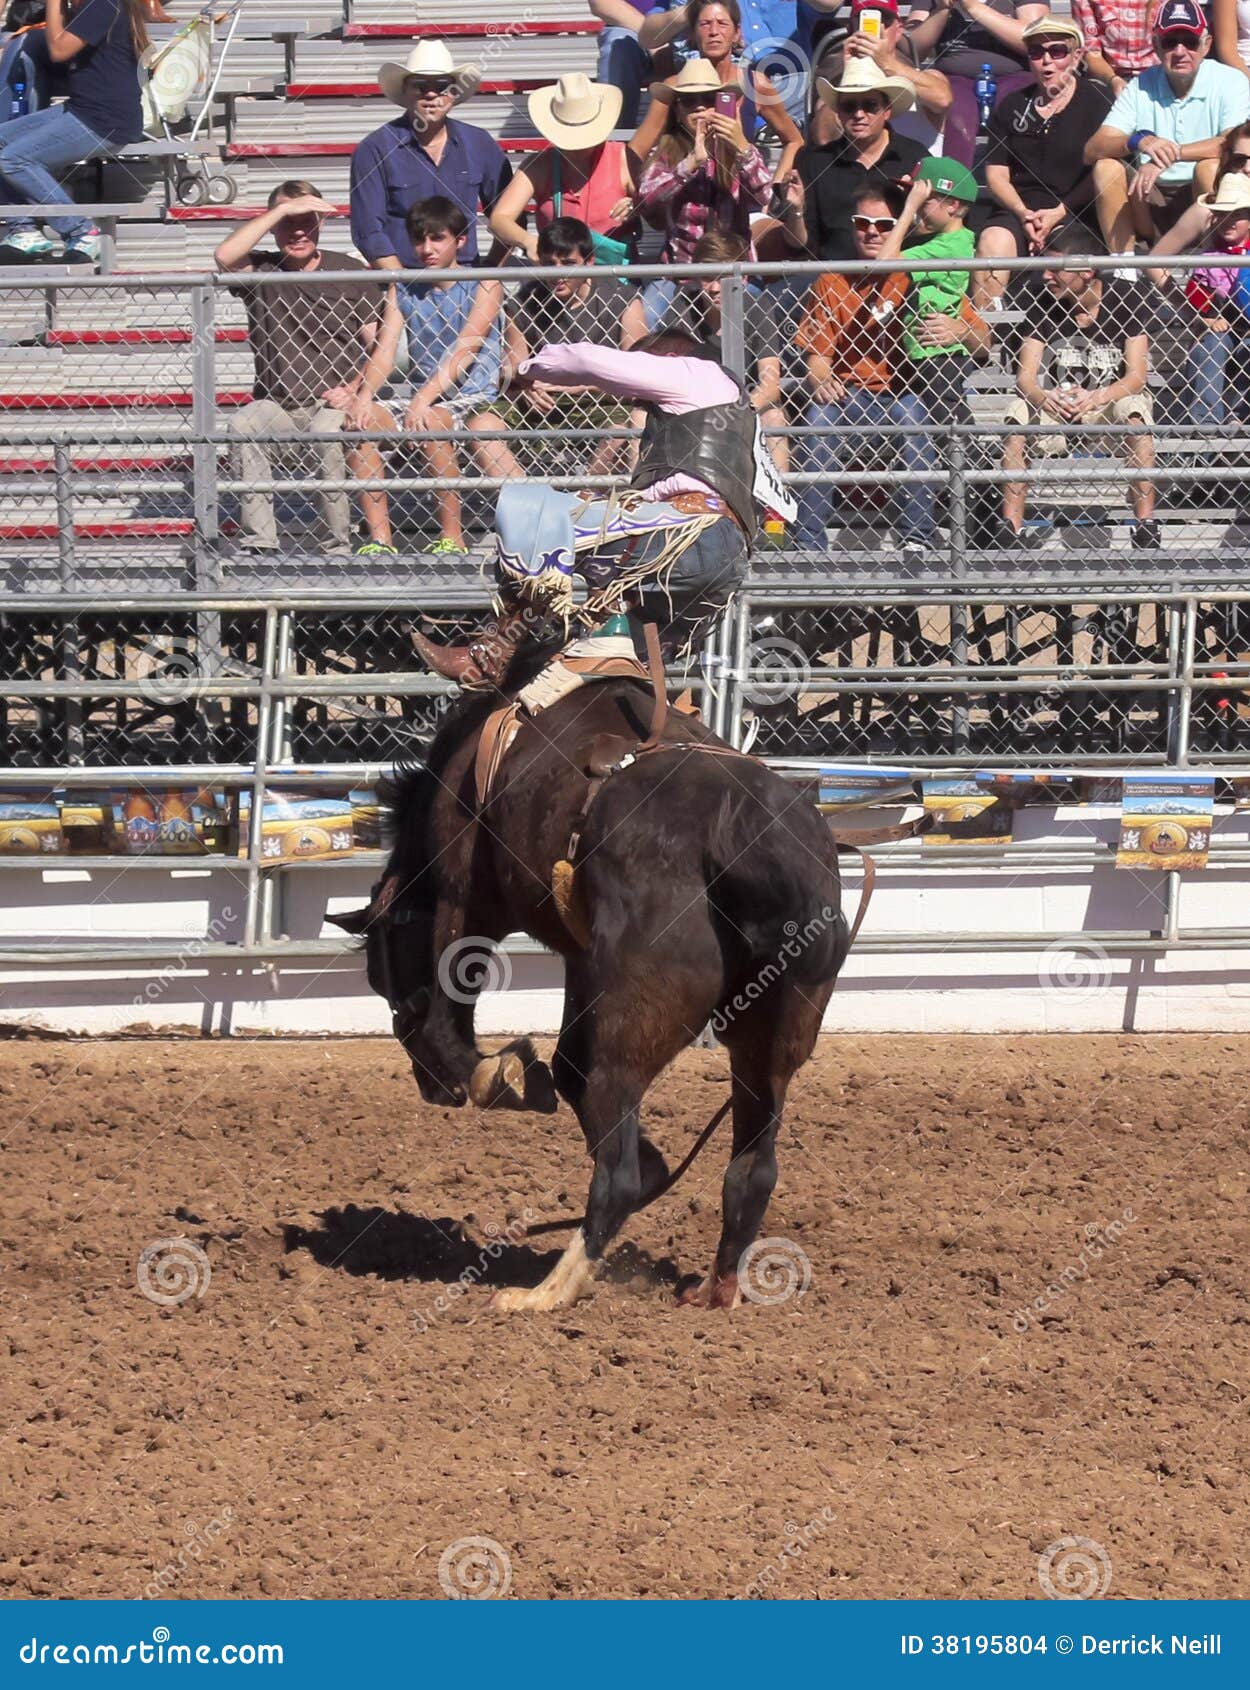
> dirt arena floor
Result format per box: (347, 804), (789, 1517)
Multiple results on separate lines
(1, 1033), (1246, 1601)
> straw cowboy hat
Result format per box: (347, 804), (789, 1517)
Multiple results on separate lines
(378, 39), (481, 106)
(1201, 174), (1250, 213)
(816, 56), (915, 117)
(669, 57), (725, 98)
(529, 74), (623, 149)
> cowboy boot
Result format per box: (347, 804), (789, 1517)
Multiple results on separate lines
(412, 598), (535, 690)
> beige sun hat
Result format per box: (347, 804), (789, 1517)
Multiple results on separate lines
(529, 74), (623, 149)
(1021, 16), (1086, 49)
(1201, 173), (1250, 213)
(669, 56), (725, 98)
(378, 39), (481, 106)
(816, 56), (915, 117)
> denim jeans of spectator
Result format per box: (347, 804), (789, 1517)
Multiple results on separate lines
(0, 104), (111, 241)
(641, 276), (679, 330)
(597, 27), (651, 130)
(1188, 329), (1250, 427)
(794, 390), (939, 551)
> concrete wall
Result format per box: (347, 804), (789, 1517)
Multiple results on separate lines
(3, 804), (1250, 1036)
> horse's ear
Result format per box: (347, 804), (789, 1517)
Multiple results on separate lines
(327, 873), (400, 935)
(327, 905), (373, 936)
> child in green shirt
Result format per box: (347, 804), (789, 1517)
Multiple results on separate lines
(878, 157), (979, 361)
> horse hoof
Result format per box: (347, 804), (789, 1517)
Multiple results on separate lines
(469, 1050), (527, 1110)
(676, 1272), (741, 1310)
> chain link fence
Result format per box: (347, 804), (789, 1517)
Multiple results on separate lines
(4, 255), (1250, 960)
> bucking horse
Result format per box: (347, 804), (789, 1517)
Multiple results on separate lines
(331, 636), (853, 1313)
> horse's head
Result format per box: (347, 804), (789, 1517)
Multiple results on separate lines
(328, 874), (466, 1107)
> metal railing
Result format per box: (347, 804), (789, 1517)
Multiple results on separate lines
(5, 256), (1250, 966)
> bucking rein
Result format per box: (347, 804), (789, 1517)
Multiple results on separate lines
(456, 620), (930, 1239)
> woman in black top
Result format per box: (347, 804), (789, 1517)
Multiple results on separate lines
(0, 0), (148, 265)
(974, 17), (1112, 309)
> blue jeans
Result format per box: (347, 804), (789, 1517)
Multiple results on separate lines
(0, 105), (111, 240)
(597, 27), (651, 130)
(1187, 329), (1250, 427)
(794, 389), (938, 551)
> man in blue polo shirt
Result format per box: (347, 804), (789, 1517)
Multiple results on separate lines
(1084, 0), (1250, 249)
(349, 38), (512, 270)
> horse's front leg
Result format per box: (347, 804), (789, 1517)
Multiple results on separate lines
(416, 905), (555, 1112)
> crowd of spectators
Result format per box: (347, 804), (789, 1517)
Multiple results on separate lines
(7, 0), (1250, 555)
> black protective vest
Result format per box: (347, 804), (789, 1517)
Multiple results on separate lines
(631, 370), (760, 545)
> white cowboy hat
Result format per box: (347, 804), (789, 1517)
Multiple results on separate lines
(669, 57), (725, 98)
(1200, 173), (1250, 213)
(816, 56), (914, 117)
(378, 39), (481, 106)
(529, 74), (622, 149)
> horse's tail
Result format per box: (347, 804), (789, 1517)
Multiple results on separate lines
(703, 788), (848, 988)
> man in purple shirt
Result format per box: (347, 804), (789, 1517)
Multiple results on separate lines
(350, 40), (512, 268)
(415, 332), (774, 687)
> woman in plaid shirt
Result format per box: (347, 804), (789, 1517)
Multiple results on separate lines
(635, 56), (772, 322)
(1073, 0), (1160, 95)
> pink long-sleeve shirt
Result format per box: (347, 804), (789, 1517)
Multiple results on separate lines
(520, 343), (740, 500)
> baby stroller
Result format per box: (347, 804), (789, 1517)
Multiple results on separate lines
(140, 0), (244, 205)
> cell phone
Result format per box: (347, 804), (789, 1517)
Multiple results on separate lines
(714, 87), (738, 119)
(860, 8), (884, 37)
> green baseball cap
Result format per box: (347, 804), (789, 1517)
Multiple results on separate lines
(917, 156), (979, 203)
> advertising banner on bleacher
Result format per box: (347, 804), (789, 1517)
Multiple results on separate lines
(1116, 774), (1215, 872)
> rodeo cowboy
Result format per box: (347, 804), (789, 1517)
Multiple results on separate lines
(414, 330), (791, 688)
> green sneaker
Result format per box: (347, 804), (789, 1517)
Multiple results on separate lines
(355, 540), (398, 556)
(429, 536), (469, 556)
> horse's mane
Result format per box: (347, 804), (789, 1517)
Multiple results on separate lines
(376, 638), (568, 883)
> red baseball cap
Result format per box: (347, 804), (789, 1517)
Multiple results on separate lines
(852, 0), (901, 14)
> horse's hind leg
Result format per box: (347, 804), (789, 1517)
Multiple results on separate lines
(680, 993), (825, 1311)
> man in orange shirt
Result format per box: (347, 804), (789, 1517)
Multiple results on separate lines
(792, 183), (990, 557)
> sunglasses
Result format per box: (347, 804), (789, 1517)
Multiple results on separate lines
(677, 92), (717, 108)
(1027, 40), (1074, 59)
(1231, 150), (1250, 164)
(852, 214), (895, 231)
(407, 79), (454, 95)
(838, 96), (888, 113)
(1158, 30), (1203, 46)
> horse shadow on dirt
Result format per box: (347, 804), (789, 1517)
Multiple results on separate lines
(283, 1203), (682, 1294)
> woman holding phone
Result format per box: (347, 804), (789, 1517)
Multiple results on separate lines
(633, 54), (773, 324)
(629, 0), (802, 183)
(0, 0), (149, 264)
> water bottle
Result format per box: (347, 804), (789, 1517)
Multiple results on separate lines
(975, 63), (996, 132)
(9, 78), (27, 122)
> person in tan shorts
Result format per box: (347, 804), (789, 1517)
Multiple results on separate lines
(1000, 225), (1158, 550)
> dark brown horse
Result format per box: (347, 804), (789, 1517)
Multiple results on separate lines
(332, 654), (849, 1310)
